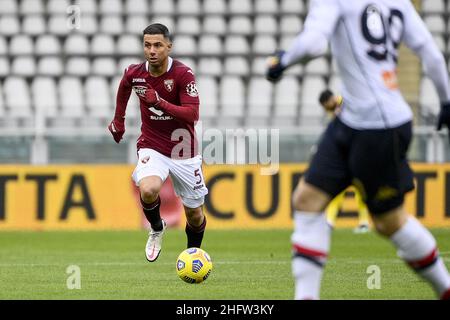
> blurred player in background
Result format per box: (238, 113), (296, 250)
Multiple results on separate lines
(267, 0), (450, 299)
(319, 90), (370, 233)
(108, 23), (208, 262)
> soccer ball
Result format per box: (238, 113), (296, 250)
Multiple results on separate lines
(176, 248), (212, 284)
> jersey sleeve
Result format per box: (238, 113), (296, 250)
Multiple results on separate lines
(113, 67), (133, 120)
(178, 69), (200, 106)
(282, 0), (341, 66)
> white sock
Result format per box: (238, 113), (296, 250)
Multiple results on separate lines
(291, 211), (331, 300)
(391, 216), (450, 297)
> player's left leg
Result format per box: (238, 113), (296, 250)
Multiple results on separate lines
(371, 206), (450, 299)
(183, 202), (207, 248)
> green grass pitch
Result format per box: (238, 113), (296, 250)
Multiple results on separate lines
(0, 228), (449, 299)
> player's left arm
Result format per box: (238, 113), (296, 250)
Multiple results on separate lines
(266, 0), (341, 82)
(402, 1), (450, 139)
(142, 70), (199, 124)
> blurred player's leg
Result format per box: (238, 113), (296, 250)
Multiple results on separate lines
(326, 191), (345, 228)
(372, 207), (450, 299)
(354, 189), (370, 233)
(184, 204), (207, 248)
(291, 179), (332, 300)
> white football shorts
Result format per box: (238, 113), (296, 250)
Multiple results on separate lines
(132, 148), (209, 208)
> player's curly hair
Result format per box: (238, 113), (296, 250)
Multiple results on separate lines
(143, 23), (172, 42)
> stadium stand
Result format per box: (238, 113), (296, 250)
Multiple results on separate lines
(0, 0), (447, 163)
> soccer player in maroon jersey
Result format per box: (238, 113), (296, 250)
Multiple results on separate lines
(108, 23), (208, 262)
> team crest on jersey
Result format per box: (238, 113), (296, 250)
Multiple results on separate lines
(133, 85), (147, 97)
(164, 79), (174, 92)
(186, 81), (198, 97)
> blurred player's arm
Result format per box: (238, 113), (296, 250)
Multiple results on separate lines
(142, 71), (199, 124)
(266, 0), (341, 82)
(108, 72), (132, 143)
(402, 1), (450, 139)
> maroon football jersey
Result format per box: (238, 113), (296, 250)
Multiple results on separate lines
(117, 58), (200, 158)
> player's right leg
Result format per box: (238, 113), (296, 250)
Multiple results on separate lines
(291, 118), (351, 300)
(132, 148), (170, 262)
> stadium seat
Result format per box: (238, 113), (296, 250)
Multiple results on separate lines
(176, 57), (196, 73)
(228, 16), (253, 35)
(0, 84), (5, 116)
(433, 34), (446, 52)
(37, 57), (63, 76)
(251, 57), (268, 76)
(224, 57), (249, 76)
(0, 36), (7, 55)
(0, 16), (20, 35)
(3, 77), (32, 118)
(172, 36), (196, 55)
(48, 15), (70, 35)
(229, 0), (252, 14)
(255, 0), (278, 14)
(419, 77), (440, 116)
(125, 15), (148, 34)
(85, 76), (111, 118)
(274, 76), (299, 120)
(118, 57), (141, 73)
(247, 77), (273, 126)
(203, 16), (227, 35)
(328, 75), (342, 95)
(125, 0), (149, 14)
(198, 35), (222, 55)
(66, 57), (91, 76)
(64, 34), (89, 55)
(76, 15), (98, 35)
(22, 15), (46, 36)
(100, 15), (124, 35)
(280, 0), (305, 13)
(0, 0), (18, 14)
(300, 76), (327, 125)
(254, 16), (278, 34)
(423, 15), (446, 33)
(280, 16), (303, 34)
(152, 0), (175, 15)
(305, 57), (329, 75)
(177, 0), (202, 15)
(32, 77), (58, 117)
(422, 0), (445, 13)
(20, 0), (44, 14)
(197, 76), (218, 119)
(59, 77), (84, 118)
(11, 56), (36, 77)
(35, 35), (61, 55)
(47, 0), (71, 14)
(176, 17), (201, 35)
(0, 58), (10, 77)
(117, 35), (142, 55)
(9, 35), (33, 56)
(203, 0), (227, 14)
(225, 36), (250, 55)
(99, 0), (122, 14)
(253, 35), (278, 55)
(151, 16), (175, 33)
(92, 58), (116, 77)
(220, 76), (245, 120)
(198, 58), (222, 76)
(91, 35), (115, 55)
(73, 0), (97, 14)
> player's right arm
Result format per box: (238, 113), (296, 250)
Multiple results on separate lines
(401, 1), (450, 140)
(266, 0), (341, 82)
(108, 69), (132, 143)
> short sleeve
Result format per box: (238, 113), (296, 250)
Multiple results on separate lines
(178, 69), (200, 105)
